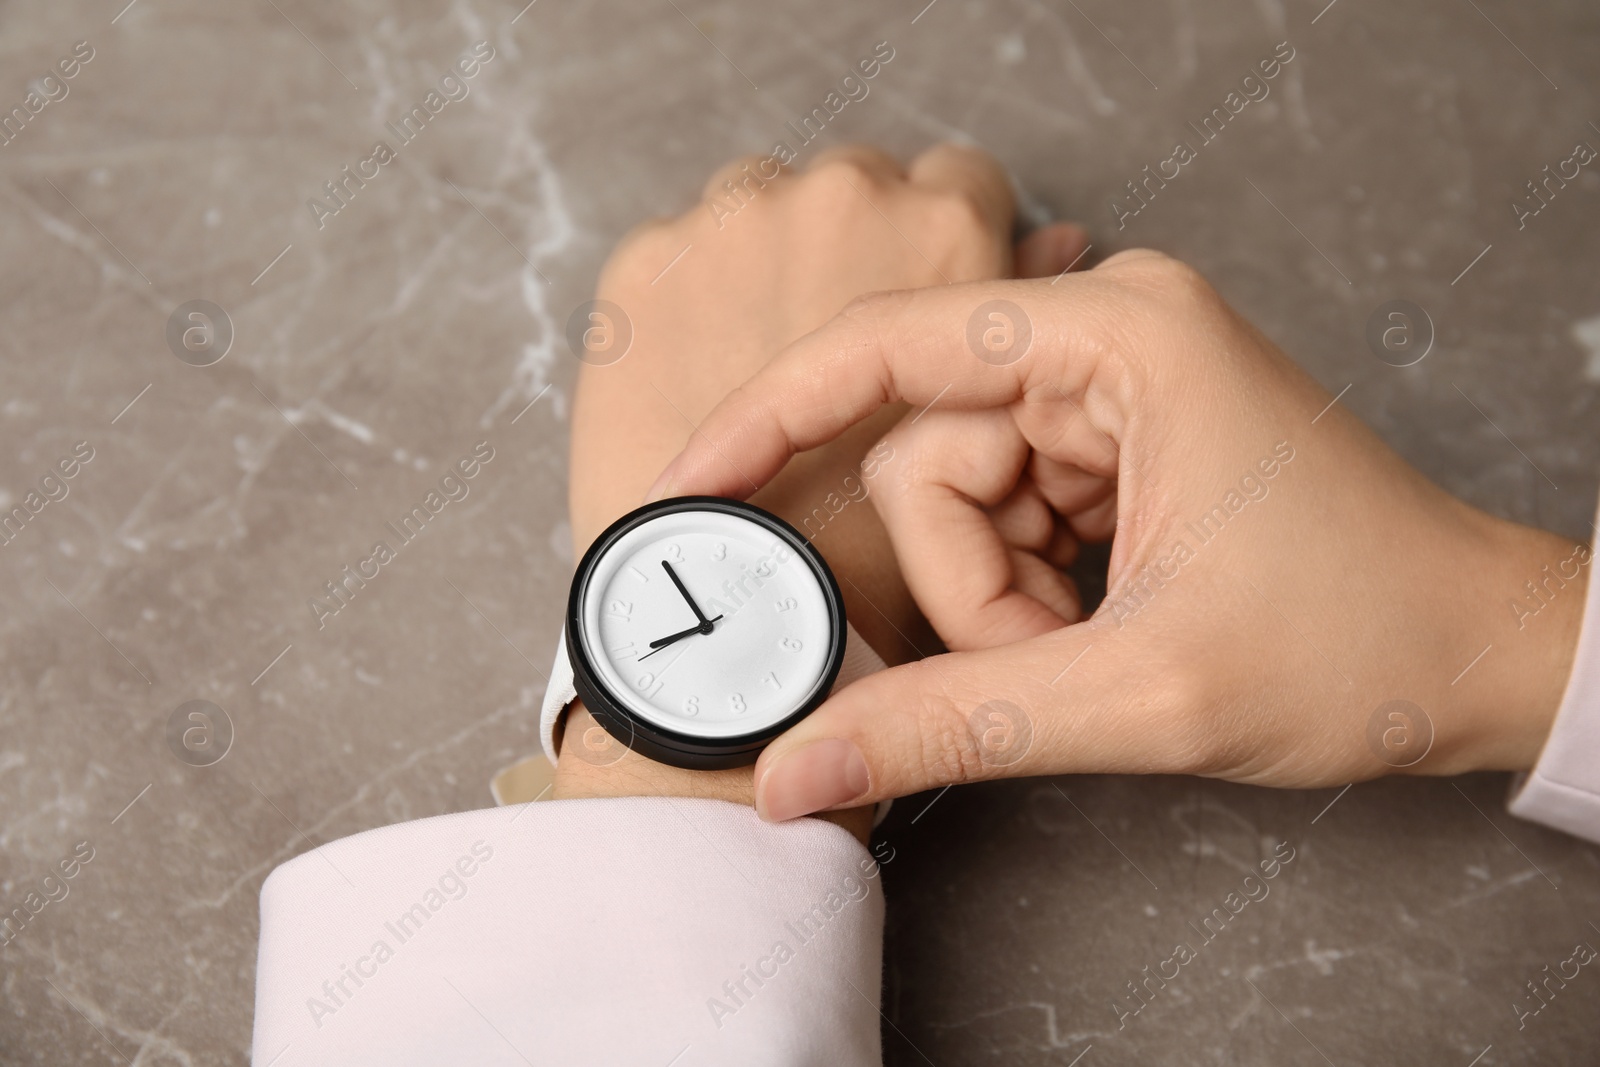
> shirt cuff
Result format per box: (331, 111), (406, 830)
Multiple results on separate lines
(1508, 504), (1600, 843)
(253, 797), (886, 1066)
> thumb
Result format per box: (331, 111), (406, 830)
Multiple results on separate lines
(753, 625), (1178, 820)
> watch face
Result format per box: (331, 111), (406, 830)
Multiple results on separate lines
(567, 498), (845, 766)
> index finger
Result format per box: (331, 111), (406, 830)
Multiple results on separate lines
(646, 268), (1144, 502)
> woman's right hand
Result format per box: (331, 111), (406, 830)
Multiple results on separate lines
(649, 249), (1589, 822)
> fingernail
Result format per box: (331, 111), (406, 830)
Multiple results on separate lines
(644, 456), (681, 503)
(757, 739), (871, 822)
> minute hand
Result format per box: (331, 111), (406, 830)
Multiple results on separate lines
(661, 560), (711, 624)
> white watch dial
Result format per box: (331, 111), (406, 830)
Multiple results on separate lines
(580, 508), (835, 739)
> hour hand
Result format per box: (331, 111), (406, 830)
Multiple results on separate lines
(641, 615), (724, 660)
(661, 561), (710, 624)
(647, 622), (703, 652)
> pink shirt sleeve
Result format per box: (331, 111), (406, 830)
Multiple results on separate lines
(1508, 502), (1600, 843)
(252, 797), (886, 1066)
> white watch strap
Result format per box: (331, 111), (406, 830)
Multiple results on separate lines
(540, 628), (578, 766)
(539, 621), (888, 766)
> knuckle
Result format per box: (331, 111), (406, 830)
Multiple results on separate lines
(1090, 250), (1228, 394)
(1103, 249), (1216, 311)
(873, 424), (953, 508)
(802, 160), (882, 206)
(1146, 661), (1230, 774)
(1099, 247), (1179, 277)
(717, 382), (760, 428)
(923, 195), (1003, 278)
(1098, 247), (1168, 269)
(923, 191), (990, 240)
(868, 439), (912, 502)
(999, 491), (1053, 549)
(831, 289), (915, 359)
(913, 689), (992, 786)
(838, 287), (906, 319)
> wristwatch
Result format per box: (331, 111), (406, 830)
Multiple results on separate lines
(540, 496), (883, 770)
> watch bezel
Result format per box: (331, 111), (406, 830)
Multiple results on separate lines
(565, 496), (847, 770)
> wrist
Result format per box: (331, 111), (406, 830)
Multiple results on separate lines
(551, 703), (876, 844)
(1457, 518), (1589, 771)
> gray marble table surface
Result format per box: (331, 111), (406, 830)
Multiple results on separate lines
(1, 1), (1597, 1063)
